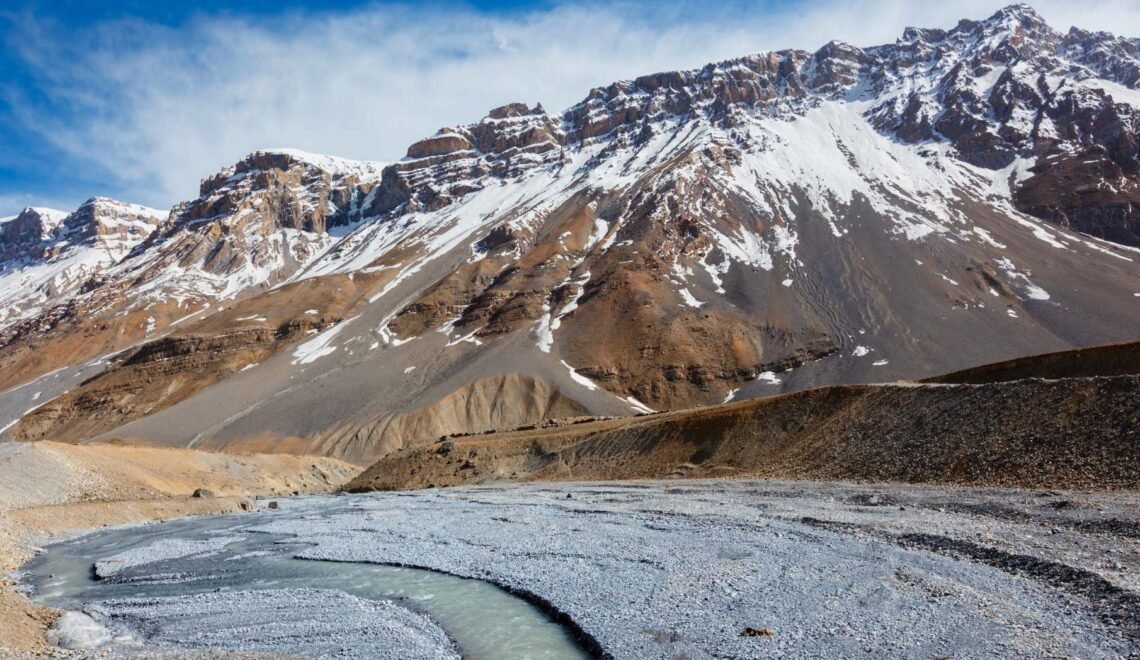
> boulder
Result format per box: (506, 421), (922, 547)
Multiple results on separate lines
(47, 612), (111, 650)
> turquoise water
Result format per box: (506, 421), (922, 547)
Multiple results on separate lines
(22, 498), (590, 659)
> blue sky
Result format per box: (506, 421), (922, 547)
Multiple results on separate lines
(3, 0), (1139, 216)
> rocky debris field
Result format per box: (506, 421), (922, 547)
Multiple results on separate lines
(22, 480), (1140, 658)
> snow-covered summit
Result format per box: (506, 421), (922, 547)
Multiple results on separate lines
(0, 197), (164, 332)
(254, 148), (387, 180)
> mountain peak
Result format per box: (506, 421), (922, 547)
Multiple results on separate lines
(75, 196), (164, 216)
(987, 3), (1048, 25)
(18, 206), (68, 224)
(57, 196), (164, 247)
(485, 102), (547, 120)
(247, 148), (386, 178)
(903, 4), (1053, 47)
(977, 3), (1057, 41)
(0, 207), (67, 259)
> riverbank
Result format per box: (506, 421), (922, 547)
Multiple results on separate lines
(0, 441), (361, 654)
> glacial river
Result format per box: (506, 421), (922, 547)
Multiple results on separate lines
(22, 495), (590, 658)
(20, 482), (1136, 658)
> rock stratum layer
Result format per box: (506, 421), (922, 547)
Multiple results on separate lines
(2, 5), (1140, 464)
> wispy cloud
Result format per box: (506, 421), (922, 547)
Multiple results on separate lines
(5, 0), (1140, 210)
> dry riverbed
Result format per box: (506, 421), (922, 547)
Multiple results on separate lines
(14, 480), (1140, 658)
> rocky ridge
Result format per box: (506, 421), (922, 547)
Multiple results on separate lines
(3, 5), (1140, 462)
(0, 199), (163, 334)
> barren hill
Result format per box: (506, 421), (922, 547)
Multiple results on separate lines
(346, 340), (1140, 492)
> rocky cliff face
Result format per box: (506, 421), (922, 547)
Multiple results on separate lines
(112, 149), (385, 307)
(0, 208), (67, 264)
(358, 5), (1140, 247)
(3, 4), (1140, 462)
(0, 199), (163, 334)
(864, 7), (1140, 245)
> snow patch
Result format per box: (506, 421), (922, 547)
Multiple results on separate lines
(678, 287), (705, 309)
(996, 258), (1050, 301)
(533, 304), (555, 354)
(755, 371), (781, 384)
(534, 271), (591, 352)
(560, 360), (598, 391)
(292, 316), (358, 365)
(586, 218), (611, 252)
(624, 396), (655, 414)
(972, 227), (1006, 249)
(445, 328), (484, 347)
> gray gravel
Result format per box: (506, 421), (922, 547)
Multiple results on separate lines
(95, 588), (458, 659)
(24, 480), (1140, 658)
(263, 481), (1139, 658)
(94, 538), (239, 578)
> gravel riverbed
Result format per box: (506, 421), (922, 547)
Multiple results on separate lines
(21, 480), (1140, 658)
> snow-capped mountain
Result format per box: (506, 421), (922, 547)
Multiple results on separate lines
(108, 149), (385, 308)
(0, 198), (164, 332)
(3, 4), (1140, 463)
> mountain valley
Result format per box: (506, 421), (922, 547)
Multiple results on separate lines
(4, 4), (1140, 657)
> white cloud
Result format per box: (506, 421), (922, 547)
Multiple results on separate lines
(7, 0), (1140, 210)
